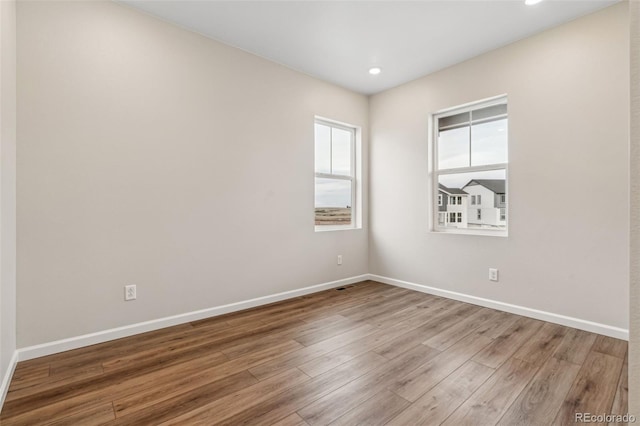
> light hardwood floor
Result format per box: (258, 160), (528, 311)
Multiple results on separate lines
(0, 281), (628, 425)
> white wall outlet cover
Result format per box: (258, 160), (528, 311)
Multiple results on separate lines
(125, 285), (137, 301)
(489, 268), (499, 281)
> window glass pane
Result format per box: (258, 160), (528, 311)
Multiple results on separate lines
(315, 177), (352, 225)
(331, 127), (351, 176)
(437, 169), (506, 231)
(314, 124), (331, 174)
(438, 127), (470, 169)
(471, 118), (507, 166)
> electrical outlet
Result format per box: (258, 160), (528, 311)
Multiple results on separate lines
(337, 255), (343, 265)
(489, 268), (499, 282)
(125, 285), (137, 301)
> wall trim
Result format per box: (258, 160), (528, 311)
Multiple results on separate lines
(16, 272), (628, 361)
(0, 351), (18, 408)
(17, 274), (369, 361)
(368, 274), (629, 340)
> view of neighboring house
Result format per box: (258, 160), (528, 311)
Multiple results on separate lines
(462, 179), (507, 228)
(437, 184), (468, 228)
(438, 180), (506, 229)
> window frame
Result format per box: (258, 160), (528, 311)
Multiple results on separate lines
(429, 95), (509, 237)
(314, 118), (358, 232)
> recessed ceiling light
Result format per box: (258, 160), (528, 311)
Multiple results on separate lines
(369, 67), (382, 75)
(525, 0), (543, 5)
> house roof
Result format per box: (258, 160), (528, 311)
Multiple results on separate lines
(438, 184), (468, 195)
(463, 179), (506, 194)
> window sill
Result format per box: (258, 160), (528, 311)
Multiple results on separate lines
(431, 228), (508, 237)
(315, 225), (360, 233)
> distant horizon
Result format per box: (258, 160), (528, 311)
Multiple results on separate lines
(315, 178), (351, 208)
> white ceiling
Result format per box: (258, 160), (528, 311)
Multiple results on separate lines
(121, 0), (618, 95)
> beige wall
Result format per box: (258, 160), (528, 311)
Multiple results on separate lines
(630, 0), (639, 417)
(0, 0), (17, 387)
(369, 4), (629, 330)
(15, 0), (633, 365)
(17, 1), (369, 347)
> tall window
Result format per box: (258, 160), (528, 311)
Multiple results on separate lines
(314, 119), (356, 229)
(431, 96), (508, 234)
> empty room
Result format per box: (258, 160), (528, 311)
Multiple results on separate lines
(0, 0), (638, 425)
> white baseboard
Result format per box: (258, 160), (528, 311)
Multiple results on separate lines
(15, 272), (628, 362)
(368, 274), (629, 340)
(0, 351), (18, 408)
(17, 274), (369, 361)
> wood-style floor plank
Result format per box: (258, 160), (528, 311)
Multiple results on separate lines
(512, 322), (567, 367)
(113, 339), (302, 418)
(20, 322), (197, 370)
(390, 332), (493, 402)
(609, 361), (629, 426)
(329, 389), (409, 426)
(10, 364), (50, 384)
(6, 364), (104, 401)
(248, 322), (378, 381)
(475, 310), (521, 340)
(292, 315), (362, 347)
(109, 371), (259, 425)
(592, 335), (628, 359)
(553, 327), (597, 365)
(272, 413), (310, 426)
(218, 315), (338, 359)
(0, 281), (628, 426)
(297, 344), (441, 425)
(471, 316), (543, 369)
(441, 357), (539, 426)
(47, 402), (115, 426)
(158, 368), (311, 425)
(297, 319), (437, 378)
(386, 360), (494, 425)
(553, 351), (624, 425)
(113, 369), (258, 419)
(371, 301), (475, 360)
(497, 356), (581, 425)
(213, 351), (388, 426)
(423, 308), (499, 351)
